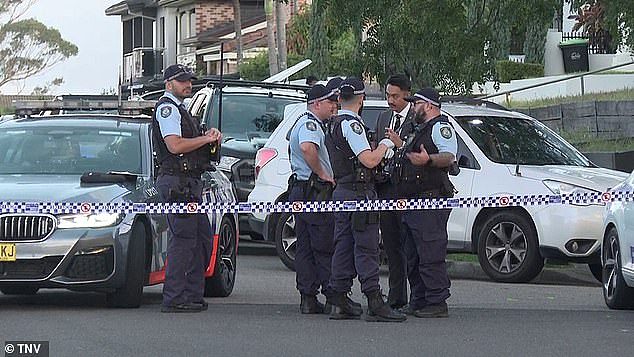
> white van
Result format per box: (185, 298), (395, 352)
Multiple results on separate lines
(248, 100), (628, 283)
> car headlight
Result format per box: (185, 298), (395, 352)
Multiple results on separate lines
(217, 156), (240, 172)
(57, 212), (123, 228)
(543, 180), (601, 206)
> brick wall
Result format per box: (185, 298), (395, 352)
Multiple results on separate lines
(196, 0), (234, 35)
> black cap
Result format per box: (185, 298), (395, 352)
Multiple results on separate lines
(307, 84), (338, 104)
(325, 77), (344, 101)
(405, 87), (441, 107)
(163, 64), (198, 82)
(339, 77), (365, 96)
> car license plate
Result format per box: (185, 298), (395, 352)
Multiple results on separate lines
(0, 243), (16, 262)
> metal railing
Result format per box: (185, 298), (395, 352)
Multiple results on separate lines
(478, 60), (634, 102)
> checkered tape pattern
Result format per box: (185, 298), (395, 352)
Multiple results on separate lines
(2, 191), (634, 214)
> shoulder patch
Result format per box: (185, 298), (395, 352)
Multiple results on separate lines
(440, 126), (453, 139)
(350, 122), (363, 135)
(306, 121), (317, 131)
(160, 106), (172, 118)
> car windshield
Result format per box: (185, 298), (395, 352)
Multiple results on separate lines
(208, 93), (303, 140)
(454, 115), (592, 166)
(0, 126), (143, 175)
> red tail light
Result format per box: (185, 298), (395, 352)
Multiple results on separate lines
(254, 147), (278, 180)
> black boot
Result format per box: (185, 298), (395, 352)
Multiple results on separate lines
(413, 302), (448, 318)
(328, 293), (360, 320)
(365, 290), (406, 322)
(346, 296), (363, 317)
(300, 294), (324, 314)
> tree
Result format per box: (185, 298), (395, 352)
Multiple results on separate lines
(0, 0), (78, 90)
(275, 0), (288, 71)
(566, 0), (634, 52)
(30, 76), (62, 95)
(232, 0), (243, 66)
(264, 0), (279, 75)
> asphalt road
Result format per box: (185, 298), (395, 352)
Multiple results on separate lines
(1, 246), (633, 357)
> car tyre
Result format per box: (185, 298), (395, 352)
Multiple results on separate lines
(275, 212), (296, 271)
(602, 228), (634, 309)
(477, 211), (544, 283)
(205, 216), (237, 297)
(0, 286), (39, 295)
(106, 224), (145, 308)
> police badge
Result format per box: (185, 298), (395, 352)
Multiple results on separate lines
(160, 106), (172, 118)
(306, 121), (317, 131)
(350, 122), (363, 135)
(440, 126), (452, 139)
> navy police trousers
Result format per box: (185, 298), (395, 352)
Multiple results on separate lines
(156, 175), (213, 307)
(329, 186), (381, 295)
(402, 209), (451, 308)
(289, 184), (334, 297)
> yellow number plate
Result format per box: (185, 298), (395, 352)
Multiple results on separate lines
(0, 243), (16, 262)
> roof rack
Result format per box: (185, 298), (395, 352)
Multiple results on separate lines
(204, 78), (310, 92)
(13, 99), (157, 117)
(441, 96), (510, 111)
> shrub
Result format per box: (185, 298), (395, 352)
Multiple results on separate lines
(496, 60), (544, 82)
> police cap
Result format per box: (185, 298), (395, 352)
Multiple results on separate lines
(405, 87), (441, 107)
(307, 84), (338, 104)
(164, 64), (198, 82)
(339, 77), (365, 96)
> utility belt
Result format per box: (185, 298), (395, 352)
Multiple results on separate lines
(288, 173), (334, 201)
(158, 167), (203, 179)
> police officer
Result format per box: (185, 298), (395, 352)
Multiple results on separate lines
(388, 87), (457, 318)
(152, 64), (222, 313)
(288, 84), (338, 314)
(374, 74), (415, 309)
(325, 77), (406, 322)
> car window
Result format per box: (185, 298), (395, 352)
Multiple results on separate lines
(454, 116), (592, 167)
(0, 126), (143, 175)
(361, 107), (383, 130)
(206, 93), (303, 141)
(456, 133), (480, 170)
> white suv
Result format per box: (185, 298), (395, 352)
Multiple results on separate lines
(248, 100), (628, 283)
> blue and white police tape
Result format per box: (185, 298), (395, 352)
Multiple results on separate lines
(1, 191), (633, 215)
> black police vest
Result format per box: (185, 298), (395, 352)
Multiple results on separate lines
(325, 114), (372, 184)
(152, 96), (210, 176)
(399, 115), (451, 196)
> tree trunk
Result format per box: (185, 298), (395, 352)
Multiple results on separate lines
(265, 0), (279, 75)
(308, 0), (328, 78)
(232, 0), (243, 66)
(275, 1), (288, 71)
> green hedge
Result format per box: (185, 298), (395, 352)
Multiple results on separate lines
(496, 60), (544, 82)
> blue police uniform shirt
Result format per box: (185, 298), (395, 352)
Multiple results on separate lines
(156, 91), (183, 138)
(339, 109), (371, 156)
(289, 111), (333, 180)
(431, 121), (458, 156)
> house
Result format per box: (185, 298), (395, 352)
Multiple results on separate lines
(105, 0), (309, 94)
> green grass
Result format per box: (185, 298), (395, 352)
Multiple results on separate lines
(559, 131), (634, 152)
(0, 106), (14, 115)
(506, 88), (634, 109)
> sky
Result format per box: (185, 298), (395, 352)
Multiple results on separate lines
(2, 0), (123, 95)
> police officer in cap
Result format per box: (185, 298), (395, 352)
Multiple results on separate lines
(288, 84), (338, 314)
(325, 77), (406, 322)
(152, 64), (222, 313)
(387, 87), (457, 318)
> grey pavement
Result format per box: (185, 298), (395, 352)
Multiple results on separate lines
(0, 247), (630, 357)
(238, 239), (602, 287)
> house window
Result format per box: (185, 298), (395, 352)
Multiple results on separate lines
(159, 17), (165, 48)
(189, 10), (196, 37)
